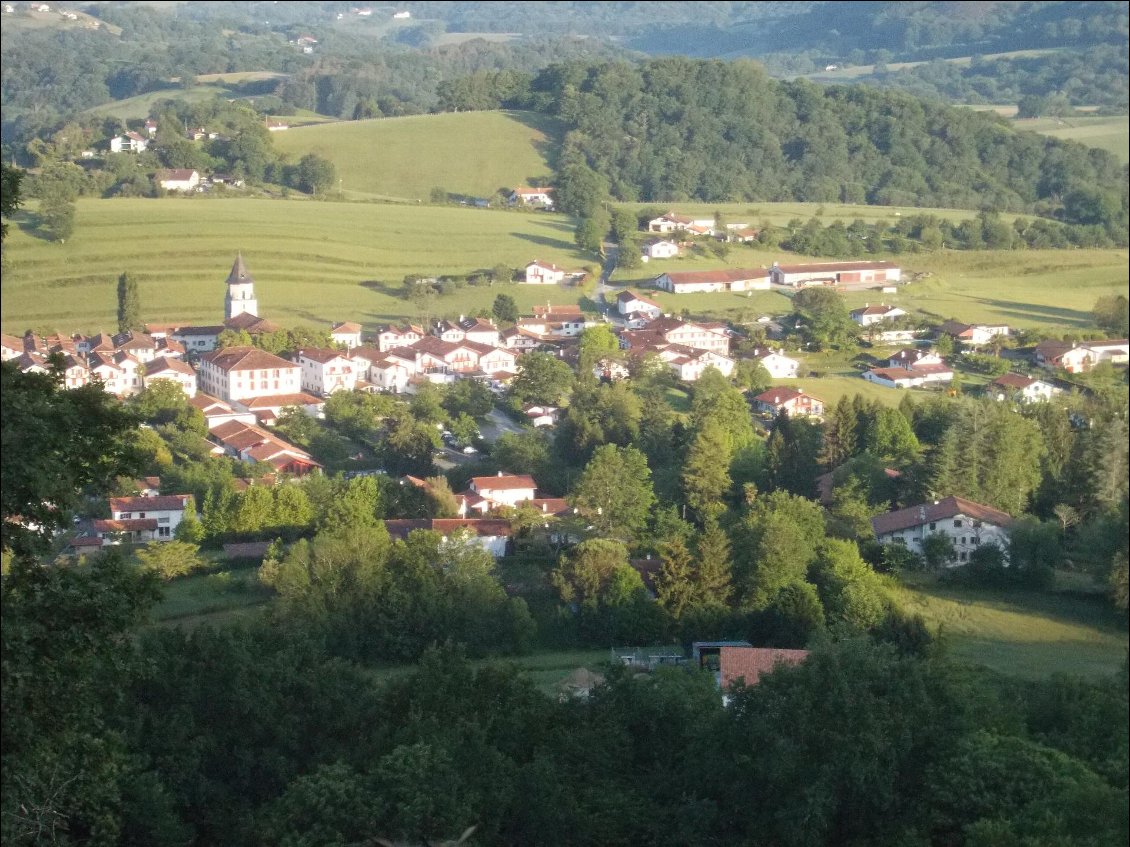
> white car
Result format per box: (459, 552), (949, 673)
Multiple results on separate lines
(462, 445), (478, 455)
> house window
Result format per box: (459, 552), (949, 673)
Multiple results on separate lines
(120, 512), (132, 519)
(972, 520), (982, 528)
(953, 519), (963, 528)
(959, 551), (967, 562)
(928, 521), (937, 530)
(158, 516), (170, 524)
(138, 512), (146, 519)
(158, 527), (170, 537)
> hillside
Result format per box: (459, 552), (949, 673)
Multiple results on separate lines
(271, 110), (562, 202)
(0, 198), (590, 333)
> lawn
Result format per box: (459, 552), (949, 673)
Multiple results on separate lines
(614, 200), (1019, 227)
(151, 567), (272, 624)
(883, 573), (1128, 679)
(0, 198), (592, 334)
(1013, 115), (1130, 164)
(271, 110), (563, 202)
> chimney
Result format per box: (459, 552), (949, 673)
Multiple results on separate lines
(497, 471), (503, 477)
(919, 506), (927, 523)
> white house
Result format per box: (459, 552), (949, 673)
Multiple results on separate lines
(620, 317), (731, 355)
(770, 261), (901, 287)
(157, 169), (201, 192)
(144, 356), (197, 397)
(749, 348), (800, 379)
(647, 212), (713, 233)
(266, 119), (289, 132)
(871, 496), (1013, 565)
(991, 373), (1063, 403)
(1, 333), (23, 361)
(752, 387), (825, 418)
(642, 239), (679, 260)
(172, 325), (226, 353)
(208, 420), (321, 475)
(863, 364), (953, 388)
(1034, 339), (1129, 373)
(663, 348), (735, 382)
(109, 132), (148, 153)
(887, 348), (945, 370)
(524, 405), (559, 427)
(464, 472), (538, 511)
(384, 519), (512, 558)
(524, 261), (567, 285)
(330, 321), (363, 350)
(198, 346), (302, 403)
(616, 290), (663, 320)
(188, 393), (259, 430)
(457, 317), (500, 347)
(377, 323), (425, 352)
(103, 494), (193, 542)
(509, 187), (554, 208)
(144, 118), (158, 136)
(938, 320), (1010, 347)
(850, 304), (907, 327)
(297, 348), (356, 396)
(655, 268), (771, 294)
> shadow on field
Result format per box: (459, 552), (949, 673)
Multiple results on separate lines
(973, 298), (1093, 327)
(15, 213), (55, 243)
(512, 231), (576, 251)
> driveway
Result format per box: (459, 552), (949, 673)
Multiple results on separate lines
(480, 407), (526, 444)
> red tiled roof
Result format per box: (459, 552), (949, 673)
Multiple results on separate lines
(867, 368), (919, 382)
(870, 496), (1014, 537)
(719, 647), (810, 689)
(201, 346), (294, 373)
(94, 518), (158, 532)
(157, 168), (198, 181)
(238, 393), (322, 409)
(384, 518), (512, 540)
(471, 474), (537, 492)
(332, 321), (362, 333)
(109, 495), (190, 513)
(299, 347), (350, 364)
(753, 387), (818, 406)
(992, 373), (1037, 389)
(146, 356), (195, 377)
(617, 289), (662, 309)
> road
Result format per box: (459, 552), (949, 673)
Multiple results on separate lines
(480, 407), (525, 444)
(596, 242), (625, 327)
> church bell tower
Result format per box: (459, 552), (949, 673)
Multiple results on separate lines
(224, 253), (258, 320)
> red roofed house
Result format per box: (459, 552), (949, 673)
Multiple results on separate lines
(937, 320), (1010, 347)
(870, 496), (1013, 565)
(850, 303), (907, 326)
(1034, 339), (1129, 374)
(99, 494), (193, 542)
(157, 169), (201, 192)
(209, 420), (321, 475)
(753, 387), (825, 419)
(460, 472), (539, 513)
(199, 346), (301, 403)
(719, 646), (810, 690)
(990, 372), (1062, 403)
(524, 261), (567, 285)
(616, 290), (663, 320)
(297, 348), (356, 396)
(143, 355), (197, 397)
(642, 238), (680, 260)
(384, 518), (512, 558)
(377, 323), (425, 352)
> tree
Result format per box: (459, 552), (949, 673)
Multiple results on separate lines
(863, 406), (920, 465)
(117, 271), (142, 333)
(793, 287), (855, 347)
(509, 351), (574, 406)
(819, 397), (858, 469)
(810, 538), (884, 630)
(655, 538), (695, 619)
(39, 196), (75, 242)
(491, 263), (514, 284)
(136, 540), (205, 579)
(294, 153), (335, 195)
(694, 517), (734, 608)
(1092, 294), (1129, 337)
(682, 421), (734, 518)
(734, 358), (771, 393)
(1, 163), (22, 244)
(921, 533), (956, 569)
(492, 293), (518, 324)
(570, 445), (655, 541)
(735, 490), (826, 609)
(575, 212), (608, 255)
(1, 362), (142, 556)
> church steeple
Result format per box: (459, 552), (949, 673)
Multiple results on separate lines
(224, 253), (258, 320)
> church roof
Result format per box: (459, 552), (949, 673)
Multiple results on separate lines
(226, 253), (254, 286)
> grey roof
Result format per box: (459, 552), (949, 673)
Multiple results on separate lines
(226, 253), (254, 286)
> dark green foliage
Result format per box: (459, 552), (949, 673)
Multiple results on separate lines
(0, 163), (21, 243)
(492, 292), (519, 324)
(116, 271), (142, 334)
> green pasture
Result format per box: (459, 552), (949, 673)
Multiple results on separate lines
(614, 200), (1014, 227)
(271, 110), (562, 202)
(84, 83), (241, 121)
(884, 573), (1128, 679)
(1014, 115), (1130, 163)
(0, 198), (592, 334)
(153, 567), (272, 624)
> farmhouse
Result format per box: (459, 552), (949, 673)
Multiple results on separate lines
(616, 290), (663, 320)
(109, 132), (148, 153)
(500, 326), (542, 353)
(524, 260), (567, 285)
(377, 323), (425, 352)
(647, 212), (713, 233)
(464, 472), (538, 510)
(143, 356), (197, 397)
(351, 346), (412, 392)
(188, 393), (258, 429)
(748, 348), (800, 379)
(102, 494), (193, 543)
(863, 363), (953, 388)
(990, 372), (1063, 403)
(157, 169), (200, 192)
(770, 261), (901, 288)
(871, 496), (1013, 565)
(887, 348), (945, 370)
(509, 187), (554, 208)
(850, 304), (907, 326)
(660, 347), (735, 382)
(519, 303), (589, 337)
(654, 268), (771, 294)
(198, 347), (301, 403)
(752, 387), (825, 419)
(297, 348), (356, 396)
(937, 320), (1010, 346)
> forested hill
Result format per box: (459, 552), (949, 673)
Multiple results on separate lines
(529, 58), (1127, 235)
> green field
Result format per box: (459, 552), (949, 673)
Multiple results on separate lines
(0, 198), (592, 334)
(1014, 115), (1130, 164)
(885, 573), (1128, 679)
(615, 200), (1018, 227)
(272, 110), (562, 202)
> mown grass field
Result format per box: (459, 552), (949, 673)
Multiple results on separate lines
(1013, 115), (1130, 164)
(0, 198), (592, 333)
(884, 573), (1128, 679)
(272, 110), (562, 202)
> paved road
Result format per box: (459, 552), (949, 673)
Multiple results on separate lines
(480, 407), (525, 444)
(596, 243), (624, 326)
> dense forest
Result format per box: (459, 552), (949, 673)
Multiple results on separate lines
(2, 352), (1129, 845)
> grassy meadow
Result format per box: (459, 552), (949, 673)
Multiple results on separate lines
(0, 198), (592, 334)
(885, 573), (1128, 679)
(1013, 115), (1130, 164)
(272, 110), (562, 202)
